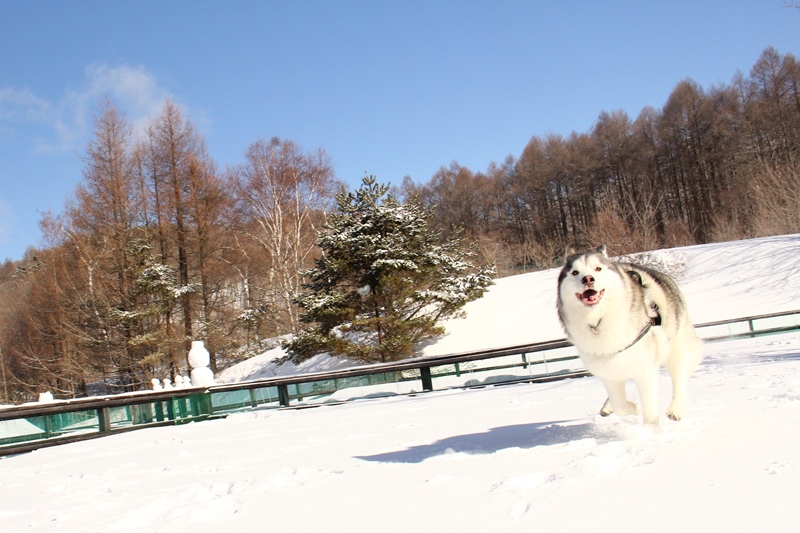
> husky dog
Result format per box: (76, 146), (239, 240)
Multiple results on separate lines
(557, 245), (703, 424)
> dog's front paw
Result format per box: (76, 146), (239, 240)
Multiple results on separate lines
(600, 398), (640, 417)
(666, 400), (685, 421)
(666, 409), (682, 421)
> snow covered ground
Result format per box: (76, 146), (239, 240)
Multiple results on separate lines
(1, 235), (800, 532)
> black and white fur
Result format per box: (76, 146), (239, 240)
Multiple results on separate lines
(557, 245), (703, 424)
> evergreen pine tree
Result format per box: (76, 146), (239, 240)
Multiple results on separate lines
(284, 176), (494, 363)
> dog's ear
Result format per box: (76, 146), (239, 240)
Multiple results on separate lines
(626, 270), (643, 286)
(563, 246), (575, 263)
(596, 244), (608, 257)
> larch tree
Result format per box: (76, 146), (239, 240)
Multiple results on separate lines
(151, 100), (197, 349)
(47, 101), (149, 392)
(184, 153), (233, 371)
(137, 99), (208, 375)
(70, 101), (143, 388)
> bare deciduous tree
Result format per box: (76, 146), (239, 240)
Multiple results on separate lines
(233, 138), (340, 332)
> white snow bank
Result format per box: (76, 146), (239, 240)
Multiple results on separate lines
(217, 346), (362, 383)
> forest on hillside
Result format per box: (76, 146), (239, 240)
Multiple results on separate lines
(0, 47), (798, 402)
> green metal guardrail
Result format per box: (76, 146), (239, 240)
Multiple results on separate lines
(1, 308), (799, 456)
(0, 389), (214, 454)
(694, 309), (800, 341)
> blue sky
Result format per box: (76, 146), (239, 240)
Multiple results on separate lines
(0, 1), (798, 262)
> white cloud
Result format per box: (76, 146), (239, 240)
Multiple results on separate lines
(83, 63), (172, 131)
(0, 63), (175, 154)
(0, 87), (53, 124)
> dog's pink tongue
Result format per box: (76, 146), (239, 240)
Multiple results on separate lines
(581, 289), (602, 305)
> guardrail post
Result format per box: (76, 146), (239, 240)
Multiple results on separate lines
(154, 401), (165, 422)
(44, 414), (53, 438)
(278, 384), (290, 407)
(249, 389), (259, 408)
(293, 384), (303, 403)
(98, 407), (111, 432)
(181, 398), (190, 418)
(420, 367), (433, 391)
(187, 392), (212, 418)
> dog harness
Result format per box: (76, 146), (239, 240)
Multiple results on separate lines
(591, 271), (663, 356)
(589, 314), (661, 357)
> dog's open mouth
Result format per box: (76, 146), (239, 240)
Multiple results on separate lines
(576, 289), (604, 306)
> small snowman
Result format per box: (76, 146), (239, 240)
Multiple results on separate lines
(38, 391), (55, 402)
(152, 378), (163, 391)
(188, 340), (215, 387)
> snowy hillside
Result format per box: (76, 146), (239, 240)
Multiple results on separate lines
(1, 234), (799, 532)
(219, 234), (800, 383)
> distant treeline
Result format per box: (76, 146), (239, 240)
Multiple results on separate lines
(0, 47), (798, 402)
(403, 47), (800, 272)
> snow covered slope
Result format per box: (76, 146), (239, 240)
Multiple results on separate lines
(220, 234), (800, 382)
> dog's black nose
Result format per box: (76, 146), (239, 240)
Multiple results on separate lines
(582, 275), (594, 286)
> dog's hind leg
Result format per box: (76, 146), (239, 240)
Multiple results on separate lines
(635, 370), (661, 425)
(665, 336), (703, 421)
(665, 362), (696, 421)
(601, 379), (640, 417)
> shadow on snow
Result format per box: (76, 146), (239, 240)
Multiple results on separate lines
(356, 420), (596, 464)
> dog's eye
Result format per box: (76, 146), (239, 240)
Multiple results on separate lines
(595, 266), (602, 272)
(571, 270), (578, 276)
